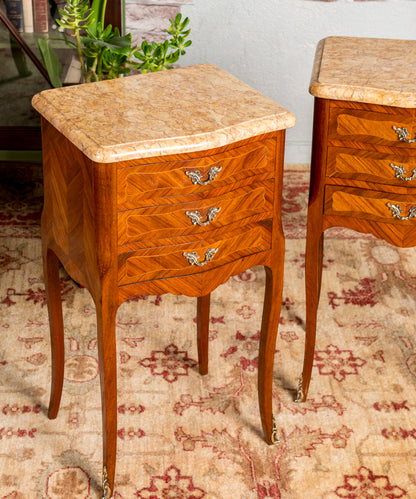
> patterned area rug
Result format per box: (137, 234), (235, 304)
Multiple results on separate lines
(0, 163), (415, 498)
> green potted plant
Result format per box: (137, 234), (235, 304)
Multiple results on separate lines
(38, 0), (192, 87)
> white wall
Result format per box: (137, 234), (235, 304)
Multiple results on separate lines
(180, 0), (416, 163)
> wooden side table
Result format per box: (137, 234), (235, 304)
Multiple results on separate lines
(32, 64), (295, 498)
(297, 37), (416, 403)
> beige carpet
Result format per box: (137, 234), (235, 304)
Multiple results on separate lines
(0, 163), (415, 498)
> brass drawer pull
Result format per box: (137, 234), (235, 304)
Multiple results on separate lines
(389, 162), (416, 181)
(386, 202), (416, 221)
(183, 248), (218, 266)
(392, 126), (416, 144)
(185, 166), (222, 185)
(185, 207), (221, 226)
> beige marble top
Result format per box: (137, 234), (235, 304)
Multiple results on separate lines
(310, 36), (416, 108)
(32, 64), (295, 163)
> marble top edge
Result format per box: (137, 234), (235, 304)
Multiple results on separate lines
(309, 36), (416, 108)
(86, 113), (296, 163)
(32, 64), (295, 163)
(309, 82), (416, 109)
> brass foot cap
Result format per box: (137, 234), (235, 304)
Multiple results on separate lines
(103, 466), (112, 499)
(294, 373), (304, 403)
(271, 415), (279, 444)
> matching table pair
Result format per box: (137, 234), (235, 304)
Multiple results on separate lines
(33, 37), (416, 497)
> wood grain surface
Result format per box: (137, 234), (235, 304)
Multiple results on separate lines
(327, 147), (416, 186)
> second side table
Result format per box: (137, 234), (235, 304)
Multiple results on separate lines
(32, 64), (295, 498)
(297, 37), (416, 403)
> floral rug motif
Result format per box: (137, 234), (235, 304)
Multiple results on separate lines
(0, 163), (415, 498)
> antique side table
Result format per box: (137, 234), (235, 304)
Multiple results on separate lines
(32, 64), (295, 498)
(297, 37), (416, 403)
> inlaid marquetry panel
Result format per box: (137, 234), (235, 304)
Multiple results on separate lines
(325, 185), (416, 223)
(327, 147), (416, 187)
(117, 222), (271, 285)
(117, 180), (273, 246)
(328, 108), (416, 147)
(116, 139), (276, 210)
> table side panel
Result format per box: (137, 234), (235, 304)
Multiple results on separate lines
(41, 119), (117, 298)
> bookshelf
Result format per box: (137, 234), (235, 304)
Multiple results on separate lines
(0, 0), (122, 155)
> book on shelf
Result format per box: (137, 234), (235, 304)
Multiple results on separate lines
(4, 0), (24, 32)
(33, 0), (48, 33)
(22, 0), (33, 32)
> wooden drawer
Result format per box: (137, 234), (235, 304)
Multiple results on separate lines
(327, 147), (416, 187)
(118, 180), (273, 246)
(118, 222), (271, 285)
(328, 107), (416, 148)
(116, 139), (276, 210)
(325, 185), (416, 224)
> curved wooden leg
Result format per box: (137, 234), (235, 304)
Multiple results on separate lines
(43, 247), (65, 420)
(296, 230), (324, 403)
(197, 294), (210, 375)
(258, 248), (285, 445)
(297, 97), (329, 403)
(96, 293), (118, 499)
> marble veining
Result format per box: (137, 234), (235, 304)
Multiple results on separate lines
(310, 37), (416, 108)
(32, 64), (295, 163)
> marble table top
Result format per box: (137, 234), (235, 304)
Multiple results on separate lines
(32, 64), (295, 163)
(310, 36), (416, 108)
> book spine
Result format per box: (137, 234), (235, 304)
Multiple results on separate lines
(22, 0), (34, 33)
(33, 0), (48, 33)
(4, 0), (24, 32)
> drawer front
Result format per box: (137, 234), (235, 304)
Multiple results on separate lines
(118, 223), (271, 285)
(327, 147), (416, 187)
(117, 139), (276, 210)
(325, 185), (416, 224)
(118, 180), (273, 246)
(329, 108), (416, 148)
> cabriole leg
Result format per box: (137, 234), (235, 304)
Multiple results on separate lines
(197, 294), (210, 375)
(296, 230), (324, 403)
(96, 293), (118, 499)
(43, 247), (65, 419)
(258, 253), (285, 445)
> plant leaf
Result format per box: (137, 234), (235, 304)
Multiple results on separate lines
(37, 38), (62, 88)
(82, 34), (132, 54)
(89, 0), (107, 36)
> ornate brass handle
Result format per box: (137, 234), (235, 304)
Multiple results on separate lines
(183, 248), (218, 266)
(386, 202), (416, 221)
(185, 166), (222, 185)
(185, 207), (221, 226)
(389, 162), (416, 181)
(392, 126), (416, 144)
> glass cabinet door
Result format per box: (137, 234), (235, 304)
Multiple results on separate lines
(0, 19), (50, 149)
(0, 0), (121, 151)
